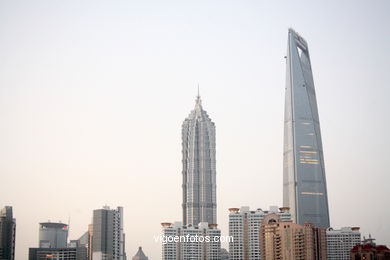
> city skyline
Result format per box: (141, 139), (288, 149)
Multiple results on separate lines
(1, 1), (390, 259)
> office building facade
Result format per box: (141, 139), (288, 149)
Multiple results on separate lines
(29, 221), (88, 260)
(92, 206), (125, 260)
(39, 222), (68, 248)
(283, 28), (330, 227)
(29, 247), (87, 260)
(327, 227), (361, 260)
(0, 206), (16, 260)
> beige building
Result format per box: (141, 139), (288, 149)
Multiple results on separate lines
(228, 206), (291, 260)
(261, 220), (327, 260)
(161, 221), (221, 260)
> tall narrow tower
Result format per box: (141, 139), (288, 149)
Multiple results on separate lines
(92, 206), (125, 260)
(283, 29), (330, 228)
(182, 93), (216, 226)
(0, 206), (16, 260)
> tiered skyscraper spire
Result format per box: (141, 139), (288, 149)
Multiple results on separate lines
(182, 91), (217, 226)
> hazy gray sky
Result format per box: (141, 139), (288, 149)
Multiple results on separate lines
(1, 0), (389, 259)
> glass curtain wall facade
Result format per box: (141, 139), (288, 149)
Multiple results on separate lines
(283, 28), (330, 228)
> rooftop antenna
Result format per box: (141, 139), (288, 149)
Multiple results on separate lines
(195, 83), (202, 107)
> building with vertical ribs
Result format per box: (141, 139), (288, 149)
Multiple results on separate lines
(182, 93), (216, 226)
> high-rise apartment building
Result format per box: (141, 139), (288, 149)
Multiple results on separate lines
(92, 206), (125, 260)
(228, 206), (291, 260)
(0, 206), (16, 260)
(326, 227), (361, 260)
(182, 93), (217, 226)
(261, 221), (327, 260)
(283, 28), (330, 228)
(39, 222), (68, 248)
(161, 222), (221, 260)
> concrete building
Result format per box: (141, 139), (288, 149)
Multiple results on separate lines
(0, 206), (16, 260)
(92, 206), (125, 260)
(228, 206), (291, 260)
(68, 224), (93, 260)
(182, 93), (217, 226)
(283, 28), (330, 228)
(161, 221), (221, 260)
(39, 222), (68, 248)
(29, 247), (87, 260)
(132, 247), (148, 260)
(87, 224), (93, 260)
(327, 227), (361, 260)
(29, 221), (88, 260)
(260, 220), (327, 260)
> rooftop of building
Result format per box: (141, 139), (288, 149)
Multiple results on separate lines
(327, 226), (361, 233)
(39, 222), (68, 229)
(132, 246), (148, 260)
(351, 244), (390, 252)
(161, 221), (219, 230)
(228, 206), (290, 214)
